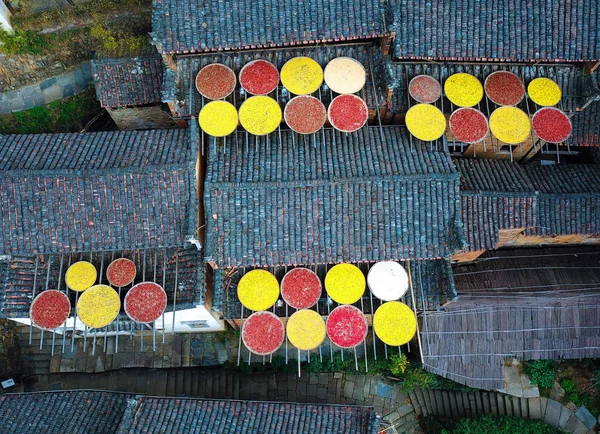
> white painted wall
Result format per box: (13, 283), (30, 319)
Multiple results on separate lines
(10, 305), (225, 336)
(0, 2), (13, 34)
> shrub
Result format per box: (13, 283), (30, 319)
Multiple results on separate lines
(90, 24), (148, 57)
(525, 360), (556, 389)
(388, 353), (410, 376)
(0, 28), (47, 55)
(0, 87), (101, 134)
(443, 415), (560, 434)
(560, 378), (599, 416)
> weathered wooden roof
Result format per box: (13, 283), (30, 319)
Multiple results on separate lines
(393, 0), (599, 62)
(423, 247), (600, 390)
(0, 129), (198, 255)
(151, 0), (393, 54)
(205, 126), (464, 267)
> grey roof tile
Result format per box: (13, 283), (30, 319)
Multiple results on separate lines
(0, 129), (198, 255)
(0, 391), (130, 434)
(152, 0), (393, 54)
(117, 397), (379, 433)
(91, 56), (164, 108)
(205, 126), (463, 267)
(524, 164), (600, 236)
(393, 0), (599, 62)
(453, 158), (600, 249)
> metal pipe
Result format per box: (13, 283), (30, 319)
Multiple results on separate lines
(162, 250), (167, 343)
(172, 251), (179, 334)
(29, 257), (40, 345)
(237, 305), (243, 366)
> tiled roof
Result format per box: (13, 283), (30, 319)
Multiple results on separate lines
(453, 158), (535, 193)
(524, 164), (600, 236)
(0, 129), (198, 255)
(167, 43), (388, 118)
(410, 259), (457, 310)
(453, 158), (537, 251)
(424, 247), (600, 390)
(0, 129), (190, 171)
(0, 392), (379, 434)
(386, 63), (600, 148)
(0, 391), (130, 434)
(524, 164), (600, 194)
(205, 126), (463, 267)
(117, 397), (379, 434)
(393, 0), (599, 62)
(453, 159), (600, 249)
(0, 247), (203, 318)
(91, 56), (164, 108)
(151, 0), (393, 54)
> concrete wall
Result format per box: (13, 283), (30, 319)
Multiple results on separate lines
(0, 2), (13, 33)
(11, 305), (225, 335)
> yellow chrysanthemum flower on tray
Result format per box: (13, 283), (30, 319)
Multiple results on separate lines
(324, 263), (365, 305)
(405, 104), (447, 141)
(65, 261), (97, 292)
(77, 285), (121, 328)
(373, 301), (417, 346)
(444, 73), (484, 107)
(280, 57), (323, 95)
(489, 106), (531, 144)
(237, 269), (279, 311)
(527, 77), (562, 107)
(199, 101), (238, 137)
(239, 96), (282, 135)
(286, 309), (326, 351)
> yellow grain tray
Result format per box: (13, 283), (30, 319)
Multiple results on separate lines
(373, 301), (417, 346)
(65, 261), (97, 292)
(286, 309), (326, 351)
(324, 263), (365, 305)
(237, 269), (280, 311)
(77, 284), (121, 328)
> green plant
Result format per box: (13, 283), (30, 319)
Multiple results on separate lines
(442, 415), (560, 434)
(0, 28), (47, 55)
(389, 354), (410, 376)
(559, 378), (599, 416)
(0, 87), (101, 134)
(560, 378), (577, 396)
(90, 23), (149, 57)
(525, 360), (556, 389)
(401, 366), (436, 393)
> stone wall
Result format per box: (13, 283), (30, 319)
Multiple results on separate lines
(0, 62), (93, 114)
(107, 105), (178, 130)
